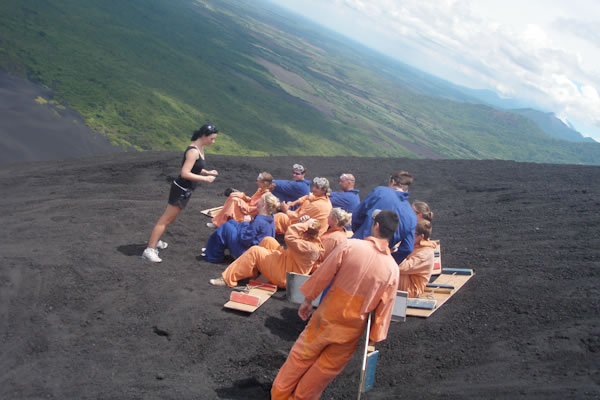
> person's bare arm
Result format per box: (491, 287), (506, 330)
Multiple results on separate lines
(180, 150), (216, 183)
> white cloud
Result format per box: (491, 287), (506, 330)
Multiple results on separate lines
(272, 0), (600, 140)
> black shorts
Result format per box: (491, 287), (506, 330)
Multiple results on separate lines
(168, 181), (193, 209)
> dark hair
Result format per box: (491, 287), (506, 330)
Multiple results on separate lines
(415, 219), (432, 240)
(373, 210), (399, 239)
(390, 171), (413, 190)
(191, 124), (219, 140)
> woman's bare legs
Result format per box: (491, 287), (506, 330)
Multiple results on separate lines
(147, 204), (182, 248)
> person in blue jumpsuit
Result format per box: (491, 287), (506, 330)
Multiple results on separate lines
(203, 192), (280, 263)
(272, 164), (311, 205)
(351, 170), (417, 263)
(329, 173), (360, 213)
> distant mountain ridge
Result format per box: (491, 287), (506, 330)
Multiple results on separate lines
(0, 0), (599, 164)
(508, 109), (595, 143)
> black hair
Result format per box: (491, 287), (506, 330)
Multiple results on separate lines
(390, 171), (413, 190)
(191, 124), (219, 140)
(373, 210), (399, 239)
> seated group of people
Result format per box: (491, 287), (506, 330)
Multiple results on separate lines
(203, 163), (437, 299)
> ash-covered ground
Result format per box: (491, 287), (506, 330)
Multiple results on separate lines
(1, 152), (599, 399)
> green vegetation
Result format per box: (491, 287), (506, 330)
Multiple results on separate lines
(1, 0), (599, 164)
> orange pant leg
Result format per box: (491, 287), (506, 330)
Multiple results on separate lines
(293, 339), (360, 399)
(272, 330), (321, 400)
(221, 245), (270, 286)
(260, 236), (282, 251)
(272, 328), (359, 399)
(256, 252), (287, 288)
(274, 213), (291, 235)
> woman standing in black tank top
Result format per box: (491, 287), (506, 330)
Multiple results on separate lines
(143, 124), (219, 263)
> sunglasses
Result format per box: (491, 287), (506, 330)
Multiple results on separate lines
(293, 171), (303, 175)
(206, 124), (218, 134)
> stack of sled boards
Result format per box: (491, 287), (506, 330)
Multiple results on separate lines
(406, 268), (475, 318)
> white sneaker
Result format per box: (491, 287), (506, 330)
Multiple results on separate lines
(206, 222), (216, 229)
(142, 247), (162, 263)
(156, 240), (168, 250)
(209, 277), (227, 287)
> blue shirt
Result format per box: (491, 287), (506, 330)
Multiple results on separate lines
(351, 186), (417, 263)
(330, 189), (360, 213)
(230, 215), (276, 258)
(204, 215), (276, 263)
(272, 179), (311, 203)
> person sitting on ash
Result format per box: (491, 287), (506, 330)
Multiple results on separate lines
(209, 219), (323, 289)
(398, 218), (436, 298)
(271, 164), (311, 205)
(203, 192), (280, 264)
(309, 208), (352, 274)
(329, 173), (360, 214)
(274, 177), (332, 237)
(207, 172), (275, 229)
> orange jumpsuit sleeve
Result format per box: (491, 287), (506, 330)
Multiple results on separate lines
(398, 246), (434, 274)
(369, 277), (398, 343)
(300, 242), (346, 301)
(285, 221), (323, 274)
(284, 195), (309, 220)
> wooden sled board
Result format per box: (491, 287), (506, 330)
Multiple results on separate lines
(224, 280), (277, 313)
(201, 205), (224, 218)
(406, 268), (474, 318)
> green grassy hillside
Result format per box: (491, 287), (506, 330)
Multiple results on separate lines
(1, 0), (599, 164)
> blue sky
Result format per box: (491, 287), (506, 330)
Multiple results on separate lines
(272, 0), (600, 141)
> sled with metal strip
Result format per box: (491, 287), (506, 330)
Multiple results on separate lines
(406, 268), (475, 318)
(224, 280), (277, 313)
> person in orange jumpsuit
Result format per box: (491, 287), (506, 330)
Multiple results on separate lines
(309, 207), (352, 274)
(274, 177), (332, 237)
(271, 210), (400, 400)
(209, 172), (275, 228)
(398, 218), (436, 298)
(209, 219), (324, 289)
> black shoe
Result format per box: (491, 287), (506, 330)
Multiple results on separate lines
(224, 188), (240, 197)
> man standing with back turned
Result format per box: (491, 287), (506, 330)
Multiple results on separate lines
(352, 170), (417, 263)
(271, 210), (400, 399)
